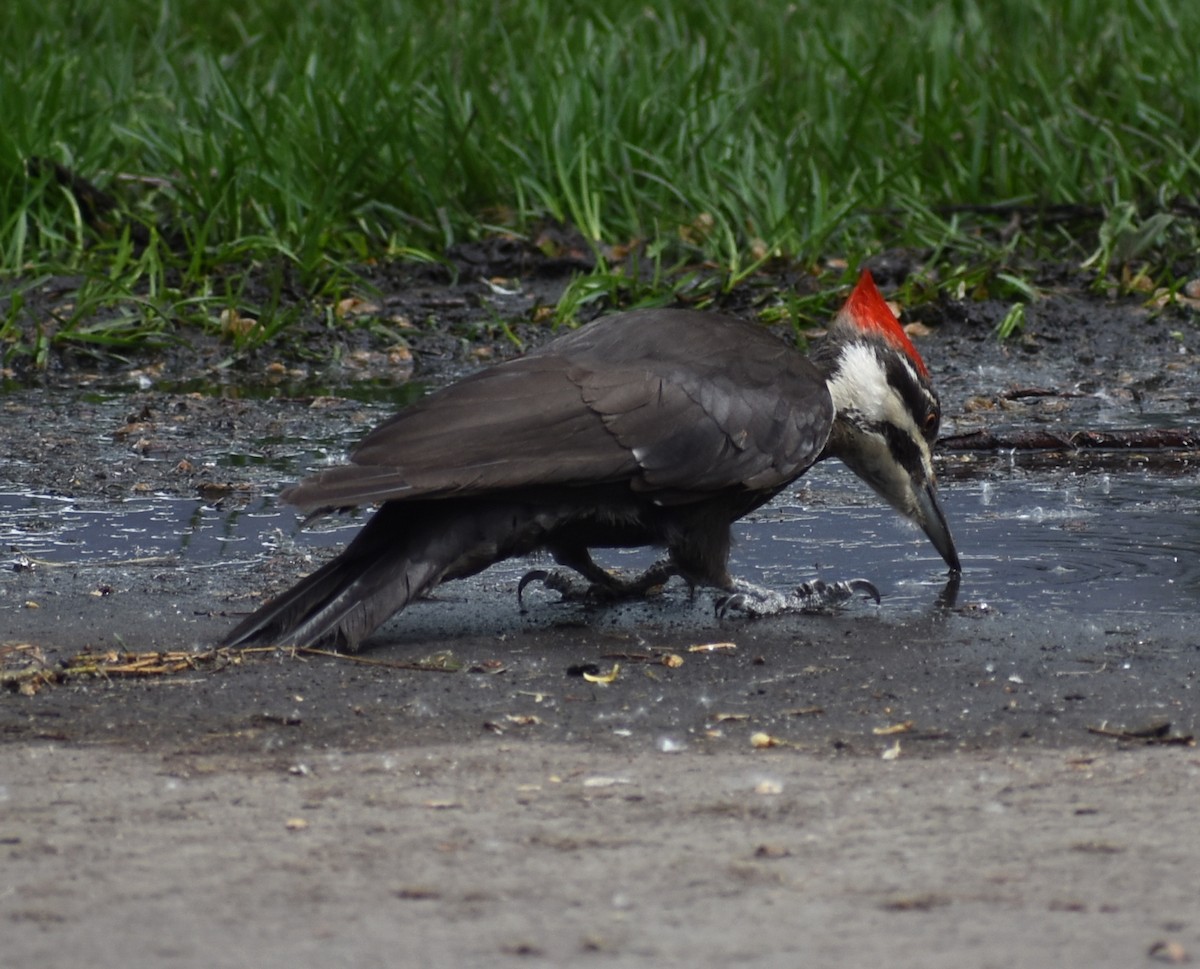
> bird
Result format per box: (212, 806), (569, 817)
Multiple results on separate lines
(221, 269), (960, 651)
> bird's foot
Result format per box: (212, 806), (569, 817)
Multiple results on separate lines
(795, 577), (881, 607)
(517, 563), (674, 609)
(716, 577), (880, 618)
(517, 569), (593, 606)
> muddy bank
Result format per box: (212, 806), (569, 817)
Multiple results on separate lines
(3, 275), (1198, 752)
(2, 267), (1199, 968)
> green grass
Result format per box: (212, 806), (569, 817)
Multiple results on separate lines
(2, 0), (1199, 368)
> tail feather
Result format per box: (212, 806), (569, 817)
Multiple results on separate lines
(221, 504), (451, 651)
(221, 491), (650, 651)
(276, 554), (443, 649)
(220, 553), (367, 648)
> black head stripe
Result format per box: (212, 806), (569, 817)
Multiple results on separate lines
(882, 349), (940, 443)
(882, 421), (927, 477)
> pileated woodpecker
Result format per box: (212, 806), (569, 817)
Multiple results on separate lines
(223, 270), (960, 651)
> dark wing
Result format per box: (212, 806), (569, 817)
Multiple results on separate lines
(282, 353), (640, 510)
(282, 310), (834, 511)
(565, 312), (834, 499)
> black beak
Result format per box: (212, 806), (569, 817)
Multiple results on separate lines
(916, 479), (961, 574)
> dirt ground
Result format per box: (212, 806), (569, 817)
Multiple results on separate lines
(3, 257), (1199, 967)
(4, 742), (1198, 969)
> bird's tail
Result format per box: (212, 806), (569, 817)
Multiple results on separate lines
(220, 503), (477, 651)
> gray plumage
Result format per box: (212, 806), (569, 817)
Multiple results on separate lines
(222, 309), (835, 650)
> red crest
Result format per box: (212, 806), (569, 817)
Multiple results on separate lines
(837, 270), (928, 378)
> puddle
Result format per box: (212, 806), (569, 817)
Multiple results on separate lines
(747, 460), (1200, 619)
(4, 458), (1197, 626)
(0, 493), (361, 570)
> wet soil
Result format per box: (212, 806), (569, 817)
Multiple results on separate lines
(3, 257), (1199, 968)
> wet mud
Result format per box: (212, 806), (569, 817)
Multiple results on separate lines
(3, 264), (1199, 968)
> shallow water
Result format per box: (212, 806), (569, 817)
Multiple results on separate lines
(4, 456), (1196, 626)
(747, 459), (1200, 619)
(0, 491), (360, 570)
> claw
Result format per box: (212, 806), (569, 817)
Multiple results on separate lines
(517, 569), (551, 606)
(517, 568), (586, 608)
(714, 593), (743, 619)
(795, 577), (881, 607)
(847, 578), (882, 604)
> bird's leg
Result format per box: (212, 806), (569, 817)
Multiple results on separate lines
(518, 548), (678, 606)
(716, 577), (880, 618)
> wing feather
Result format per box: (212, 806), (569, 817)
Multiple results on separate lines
(283, 310), (834, 512)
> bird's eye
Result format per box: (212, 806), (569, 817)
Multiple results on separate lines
(923, 412), (939, 436)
